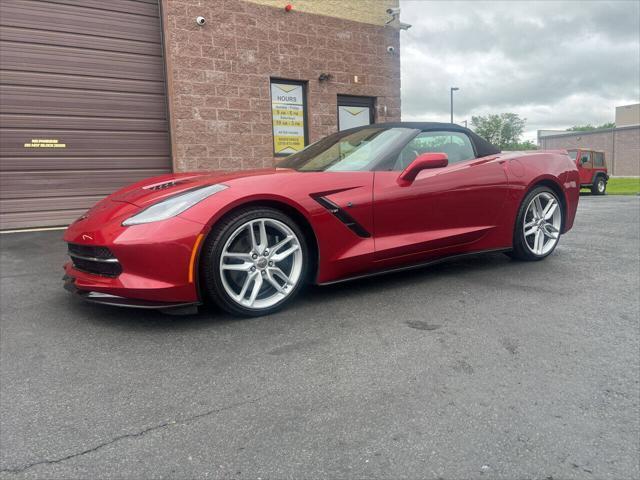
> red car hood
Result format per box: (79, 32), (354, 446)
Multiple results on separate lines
(109, 168), (294, 207)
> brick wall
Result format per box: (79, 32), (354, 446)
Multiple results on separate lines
(613, 127), (640, 176)
(540, 126), (640, 176)
(615, 103), (640, 127)
(162, 0), (401, 172)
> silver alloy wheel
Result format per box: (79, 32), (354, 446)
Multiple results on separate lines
(597, 178), (606, 193)
(523, 192), (561, 256)
(219, 218), (302, 310)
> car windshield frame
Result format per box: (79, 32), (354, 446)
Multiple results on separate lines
(276, 127), (420, 172)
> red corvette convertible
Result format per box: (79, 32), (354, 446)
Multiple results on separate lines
(63, 123), (580, 316)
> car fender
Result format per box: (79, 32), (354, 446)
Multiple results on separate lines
(180, 191), (315, 231)
(177, 171), (378, 284)
(526, 172), (579, 233)
(503, 151), (578, 235)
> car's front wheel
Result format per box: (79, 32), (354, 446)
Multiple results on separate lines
(201, 207), (308, 317)
(510, 186), (563, 261)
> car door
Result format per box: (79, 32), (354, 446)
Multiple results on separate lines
(372, 130), (508, 261)
(578, 150), (593, 184)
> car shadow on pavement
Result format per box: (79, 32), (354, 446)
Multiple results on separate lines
(58, 249), (558, 333)
(61, 251), (516, 330)
(105, 253), (530, 330)
(307, 251), (515, 299)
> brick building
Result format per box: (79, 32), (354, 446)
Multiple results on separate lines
(0, 0), (402, 229)
(538, 104), (640, 176)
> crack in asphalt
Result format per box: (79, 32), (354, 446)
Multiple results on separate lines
(0, 394), (268, 475)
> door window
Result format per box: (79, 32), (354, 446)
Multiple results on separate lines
(593, 152), (605, 166)
(580, 151), (592, 167)
(337, 95), (375, 131)
(394, 131), (476, 170)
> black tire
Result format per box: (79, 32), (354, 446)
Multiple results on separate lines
(201, 207), (308, 317)
(591, 175), (607, 195)
(509, 186), (563, 261)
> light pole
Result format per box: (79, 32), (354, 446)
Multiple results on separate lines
(450, 87), (459, 124)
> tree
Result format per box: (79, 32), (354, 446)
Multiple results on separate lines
(566, 122), (615, 132)
(507, 140), (538, 151)
(470, 113), (527, 149)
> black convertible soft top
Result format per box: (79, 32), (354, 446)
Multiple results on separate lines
(367, 122), (502, 158)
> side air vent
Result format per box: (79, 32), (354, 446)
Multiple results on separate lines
(312, 196), (371, 238)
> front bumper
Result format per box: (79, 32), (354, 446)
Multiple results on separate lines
(63, 204), (207, 305)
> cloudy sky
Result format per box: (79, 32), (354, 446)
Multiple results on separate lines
(399, 0), (640, 140)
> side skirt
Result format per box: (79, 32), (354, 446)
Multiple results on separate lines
(318, 248), (511, 286)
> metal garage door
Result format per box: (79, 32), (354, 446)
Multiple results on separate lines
(0, 0), (171, 230)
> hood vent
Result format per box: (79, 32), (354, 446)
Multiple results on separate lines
(144, 180), (184, 191)
(143, 175), (203, 191)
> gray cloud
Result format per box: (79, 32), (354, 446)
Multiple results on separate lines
(399, 0), (640, 139)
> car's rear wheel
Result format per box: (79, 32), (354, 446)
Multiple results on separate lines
(201, 207), (308, 317)
(510, 186), (563, 261)
(591, 175), (607, 195)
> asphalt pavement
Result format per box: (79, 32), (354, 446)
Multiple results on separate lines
(1, 195), (639, 479)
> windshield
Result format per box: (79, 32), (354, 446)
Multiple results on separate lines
(277, 127), (417, 172)
(567, 149), (578, 161)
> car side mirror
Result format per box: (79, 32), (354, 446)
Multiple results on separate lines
(580, 157), (589, 164)
(398, 153), (448, 186)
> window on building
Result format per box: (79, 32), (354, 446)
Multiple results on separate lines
(270, 79), (308, 156)
(593, 152), (605, 166)
(393, 131), (476, 170)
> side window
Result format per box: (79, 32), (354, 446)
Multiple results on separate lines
(580, 151), (592, 166)
(593, 152), (604, 167)
(394, 131), (476, 170)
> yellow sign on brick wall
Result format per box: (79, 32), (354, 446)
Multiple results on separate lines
(271, 82), (306, 155)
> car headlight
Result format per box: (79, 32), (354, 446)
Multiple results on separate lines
(122, 184), (227, 226)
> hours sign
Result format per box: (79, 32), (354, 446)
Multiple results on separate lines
(271, 82), (306, 155)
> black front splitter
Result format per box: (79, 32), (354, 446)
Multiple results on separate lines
(63, 275), (201, 315)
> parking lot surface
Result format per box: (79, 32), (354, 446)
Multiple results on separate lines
(1, 196), (639, 480)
